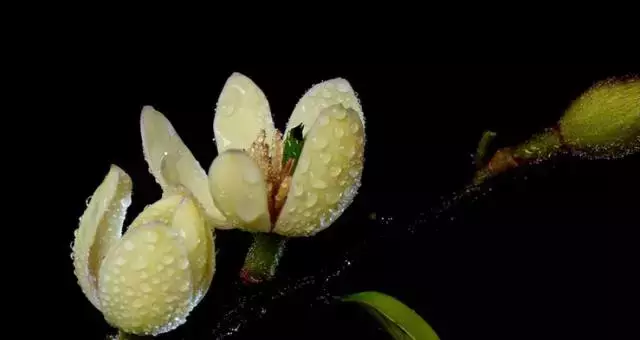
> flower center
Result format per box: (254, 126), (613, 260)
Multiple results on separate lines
(247, 129), (295, 229)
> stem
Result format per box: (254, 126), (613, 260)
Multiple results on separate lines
(241, 233), (287, 284)
(472, 128), (563, 185)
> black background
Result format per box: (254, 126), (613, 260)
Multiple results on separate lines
(40, 64), (638, 339)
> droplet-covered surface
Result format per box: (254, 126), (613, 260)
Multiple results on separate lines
(170, 195), (215, 305)
(140, 106), (228, 228)
(128, 194), (215, 305)
(128, 194), (183, 231)
(72, 165), (132, 311)
(98, 223), (194, 336)
(286, 78), (363, 139)
(208, 150), (271, 232)
(559, 77), (640, 157)
(275, 104), (365, 236)
(214, 72), (276, 154)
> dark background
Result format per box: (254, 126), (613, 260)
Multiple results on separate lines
(41, 64), (638, 339)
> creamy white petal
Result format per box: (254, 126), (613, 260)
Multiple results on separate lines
(127, 194), (214, 304)
(214, 72), (276, 153)
(274, 104), (365, 236)
(286, 78), (363, 138)
(208, 150), (271, 232)
(98, 222), (194, 336)
(140, 106), (228, 228)
(72, 165), (132, 311)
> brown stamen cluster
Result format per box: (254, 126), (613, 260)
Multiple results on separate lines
(247, 130), (295, 227)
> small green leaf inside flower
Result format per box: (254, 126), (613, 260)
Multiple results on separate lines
(282, 123), (305, 172)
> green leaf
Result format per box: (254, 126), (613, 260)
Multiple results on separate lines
(342, 291), (440, 340)
(282, 123), (305, 171)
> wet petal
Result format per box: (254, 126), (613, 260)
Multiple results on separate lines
(274, 104), (365, 236)
(72, 165), (132, 311)
(208, 150), (271, 232)
(128, 194), (215, 305)
(286, 78), (363, 138)
(141, 106), (228, 228)
(170, 195), (215, 305)
(98, 222), (194, 336)
(214, 72), (276, 153)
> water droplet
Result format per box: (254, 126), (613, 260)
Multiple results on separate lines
(303, 210), (312, 217)
(297, 157), (310, 173)
(319, 152), (332, 164)
(85, 195), (92, 206)
(345, 145), (356, 159)
(332, 108), (346, 120)
(157, 264), (165, 272)
(125, 289), (135, 297)
(311, 178), (328, 189)
(349, 169), (360, 178)
(334, 126), (344, 138)
(165, 295), (178, 303)
(350, 122), (360, 133)
(132, 256), (147, 270)
(322, 89), (332, 98)
(146, 230), (158, 243)
(162, 255), (175, 265)
(336, 81), (350, 92)
(167, 268), (176, 276)
(119, 275), (126, 283)
(179, 259), (189, 270)
(123, 240), (135, 251)
(179, 281), (190, 292)
(306, 192), (318, 207)
(318, 114), (330, 126)
(312, 136), (328, 150)
(151, 278), (160, 285)
(293, 182), (304, 197)
(103, 274), (111, 282)
(243, 167), (260, 184)
(115, 256), (126, 266)
(140, 271), (149, 279)
(141, 283), (152, 293)
(330, 166), (342, 177)
(162, 284), (170, 292)
(326, 192), (341, 205)
(132, 298), (143, 308)
(147, 244), (156, 252)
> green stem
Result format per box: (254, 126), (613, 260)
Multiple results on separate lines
(241, 233), (287, 284)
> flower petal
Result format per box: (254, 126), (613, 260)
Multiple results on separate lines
(72, 165), (132, 311)
(214, 72), (276, 153)
(170, 195), (215, 305)
(286, 78), (363, 138)
(127, 194), (215, 305)
(140, 106), (228, 228)
(98, 222), (194, 336)
(208, 150), (271, 232)
(274, 104), (365, 236)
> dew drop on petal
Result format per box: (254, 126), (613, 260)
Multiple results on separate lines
(115, 256), (126, 266)
(293, 182), (304, 197)
(306, 192), (318, 208)
(350, 122), (360, 133)
(319, 152), (332, 164)
(297, 157), (310, 174)
(330, 166), (342, 177)
(123, 240), (135, 251)
(311, 178), (328, 189)
(140, 283), (152, 293)
(334, 126), (344, 138)
(146, 230), (158, 243)
(162, 255), (175, 265)
(179, 258), (189, 270)
(318, 114), (330, 126)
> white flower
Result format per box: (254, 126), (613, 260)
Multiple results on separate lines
(72, 166), (215, 336)
(208, 72), (366, 236)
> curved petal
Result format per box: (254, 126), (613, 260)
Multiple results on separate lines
(286, 78), (363, 138)
(214, 72), (276, 153)
(141, 106), (228, 228)
(170, 195), (215, 305)
(127, 194), (215, 305)
(98, 222), (194, 336)
(72, 165), (132, 311)
(208, 150), (271, 232)
(274, 104), (365, 237)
